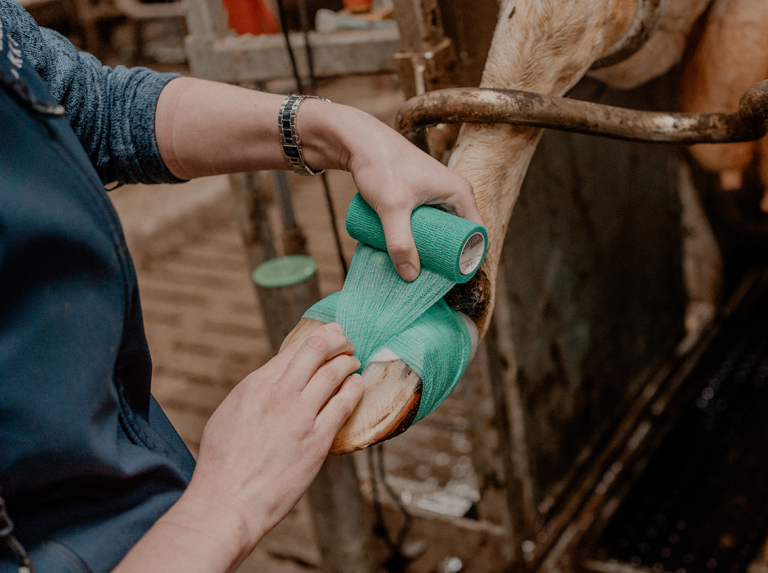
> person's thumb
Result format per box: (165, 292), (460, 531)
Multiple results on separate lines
(378, 208), (421, 281)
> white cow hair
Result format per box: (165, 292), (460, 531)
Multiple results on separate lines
(589, 0), (714, 89)
(447, 0), (719, 336)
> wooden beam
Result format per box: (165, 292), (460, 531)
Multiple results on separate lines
(391, 0), (446, 53)
(115, 0), (185, 21)
(369, 494), (513, 572)
(251, 250), (375, 573)
(185, 28), (400, 84)
(262, 488), (514, 572)
(227, 172), (276, 272)
(390, 0), (457, 99)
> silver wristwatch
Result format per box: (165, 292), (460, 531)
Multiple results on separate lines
(279, 94), (331, 176)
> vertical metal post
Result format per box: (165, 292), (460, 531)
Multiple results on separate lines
(483, 265), (539, 566)
(390, 0), (458, 98)
(391, 0), (460, 157)
(462, 262), (537, 569)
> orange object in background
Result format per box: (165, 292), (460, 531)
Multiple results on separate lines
(343, 0), (372, 13)
(222, 0), (279, 35)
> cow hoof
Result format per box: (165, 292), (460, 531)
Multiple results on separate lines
(281, 318), (423, 454)
(443, 265), (494, 336)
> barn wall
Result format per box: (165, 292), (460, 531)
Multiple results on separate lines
(437, 0), (498, 87)
(499, 74), (688, 517)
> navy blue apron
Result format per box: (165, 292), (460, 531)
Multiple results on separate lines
(0, 19), (195, 573)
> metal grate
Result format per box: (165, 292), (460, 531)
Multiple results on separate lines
(598, 280), (768, 573)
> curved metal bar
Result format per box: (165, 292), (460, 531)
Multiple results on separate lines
(396, 81), (768, 144)
(591, 0), (665, 70)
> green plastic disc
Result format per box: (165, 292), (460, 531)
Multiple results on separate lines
(252, 255), (318, 288)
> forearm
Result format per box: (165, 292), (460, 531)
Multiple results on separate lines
(154, 77), (371, 180)
(112, 485), (261, 573)
(154, 76), (483, 281)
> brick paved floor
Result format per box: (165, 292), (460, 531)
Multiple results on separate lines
(138, 222), (269, 456)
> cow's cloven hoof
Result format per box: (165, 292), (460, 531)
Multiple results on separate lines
(281, 314), (477, 453)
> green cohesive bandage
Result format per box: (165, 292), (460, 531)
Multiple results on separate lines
(304, 195), (487, 424)
(345, 194), (487, 284)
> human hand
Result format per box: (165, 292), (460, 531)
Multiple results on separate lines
(346, 121), (483, 281)
(112, 324), (362, 573)
(179, 323), (363, 559)
(156, 82), (481, 280)
(296, 101), (483, 282)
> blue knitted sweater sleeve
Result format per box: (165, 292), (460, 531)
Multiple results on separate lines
(0, 0), (184, 184)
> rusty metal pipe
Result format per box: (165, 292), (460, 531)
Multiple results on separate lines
(396, 80), (768, 144)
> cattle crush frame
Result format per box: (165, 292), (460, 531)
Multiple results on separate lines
(180, 0), (768, 571)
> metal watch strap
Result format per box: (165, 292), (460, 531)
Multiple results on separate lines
(279, 94), (331, 176)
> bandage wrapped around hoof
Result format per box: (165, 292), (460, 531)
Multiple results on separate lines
(284, 195), (487, 453)
(303, 294), (478, 452)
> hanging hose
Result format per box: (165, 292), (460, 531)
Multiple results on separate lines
(274, 0), (303, 94)
(275, 0), (347, 276)
(320, 172), (349, 276)
(295, 0), (318, 96)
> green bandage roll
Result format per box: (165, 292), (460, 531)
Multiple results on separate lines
(345, 194), (487, 284)
(302, 193), (485, 435)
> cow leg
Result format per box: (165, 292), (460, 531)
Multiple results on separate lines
(449, 0), (638, 336)
(679, 0), (768, 209)
(283, 0), (645, 452)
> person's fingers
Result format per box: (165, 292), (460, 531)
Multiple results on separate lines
(256, 347), (296, 380)
(318, 322), (344, 334)
(278, 322), (344, 360)
(315, 374), (364, 435)
(302, 353), (361, 412)
(377, 208), (420, 281)
(280, 330), (355, 391)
